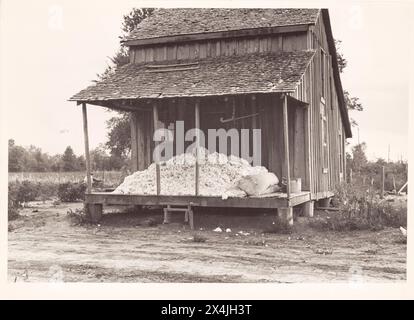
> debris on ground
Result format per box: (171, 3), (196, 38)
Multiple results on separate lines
(225, 228), (232, 233)
(192, 234), (207, 243)
(400, 227), (407, 237)
(314, 247), (333, 255)
(245, 239), (267, 246)
(213, 227), (223, 233)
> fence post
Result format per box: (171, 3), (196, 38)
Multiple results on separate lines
(392, 175), (396, 193)
(349, 169), (353, 184)
(381, 166), (385, 199)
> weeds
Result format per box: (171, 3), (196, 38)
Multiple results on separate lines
(67, 208), (89, 226)
(263, 216), (294, 234)
(311, 182), (407, 232)
(57, 182), (86, 202)
(8, 180), (87, 220)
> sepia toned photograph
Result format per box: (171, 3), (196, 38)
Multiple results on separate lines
(2, 1), (409, 286)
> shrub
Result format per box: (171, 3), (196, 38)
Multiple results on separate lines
(57, 182), (87, 202)
(312, 182), (407, 231)
(8, 192), (19, 221)
(8, 182), (21, 221)
(8, 180), (41, 206)
(14, 180), (40, 203)
(37, 182), (58, 200)
(9, 180), (60, 204)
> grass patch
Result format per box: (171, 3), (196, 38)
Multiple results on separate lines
(67, 208), (89, 226)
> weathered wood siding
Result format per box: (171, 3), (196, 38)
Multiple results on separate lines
(129, 95), (307, 187)
(130, 110), (154, 171)
(130, 33), (308, 63)
(289, 12), (346, 199)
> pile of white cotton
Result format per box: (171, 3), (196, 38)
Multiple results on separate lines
(113, 147), (269, 198)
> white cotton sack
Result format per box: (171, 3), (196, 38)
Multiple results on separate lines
(236, 172), (279, 196)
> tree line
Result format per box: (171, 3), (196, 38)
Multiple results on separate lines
(346, 142), (408, 191)
(8, 139), (127, 172)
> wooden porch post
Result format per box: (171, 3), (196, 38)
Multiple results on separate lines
(82, 103), (92, 193)
(130, 112), (138, 172)
(282, 94), (291, 199)
(194, 99), (200, 196)
(153, 102), (161, 195)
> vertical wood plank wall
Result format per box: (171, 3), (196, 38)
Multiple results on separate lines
(130, 110), (154, 171)
(130, 33), (308, 63)
(290, 13), (347, 199)
(129, 95), (307, 189)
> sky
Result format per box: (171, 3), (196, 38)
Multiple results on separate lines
(0, 0), (412, 161)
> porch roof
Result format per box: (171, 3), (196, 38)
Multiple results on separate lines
(69, 50), (315, 102)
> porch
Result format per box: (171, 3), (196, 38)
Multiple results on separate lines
(84, 190), (313, 229)
(70, 51), (318, 226)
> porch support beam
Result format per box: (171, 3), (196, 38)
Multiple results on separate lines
(153, 102), (161, 195)
(194, 99), (200, 196)
(130, 112), (138, 172)
(282, 94), (291, 199)
(82, 103), (92, 193)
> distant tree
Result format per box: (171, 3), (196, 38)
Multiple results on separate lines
(90, 145), (111, 171)
(61, 146), (78, 171)
(335, 40), (347, 73)
(335, 39), (363, 127)
(102, 8), (154, 159)
(9, 140), (56, 172)
(27, 145), (51, 172)
(77, 155), (86, 171)
(8, 140), (126, 172)
(8, 140), (28, 172)
(348, 143), (368, 173)
(50, 154), (63, 172)
(97, 8), (154, 81)
(108, 153), (126, 170)
(105, 112), (131, 160)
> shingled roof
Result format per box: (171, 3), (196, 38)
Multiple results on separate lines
(123, 9), (320, 43)
(70, 50), (315, 102)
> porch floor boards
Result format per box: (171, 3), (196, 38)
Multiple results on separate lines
(85, 191), (311, 209)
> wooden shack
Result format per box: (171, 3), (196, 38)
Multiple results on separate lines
(70, 8), (352, 225)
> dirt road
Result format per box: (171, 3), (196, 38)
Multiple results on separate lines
(8, 201), (406, 282)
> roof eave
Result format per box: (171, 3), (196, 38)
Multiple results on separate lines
(69, 89), (298, 105)
(321, 9), (352, 138)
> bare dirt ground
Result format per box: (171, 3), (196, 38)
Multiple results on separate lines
(8, 201), (406, 283)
